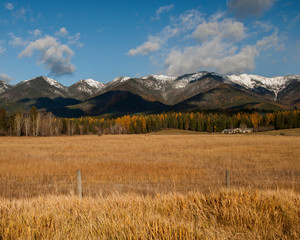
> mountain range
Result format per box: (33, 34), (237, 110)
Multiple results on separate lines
(0, 72), (299, 117)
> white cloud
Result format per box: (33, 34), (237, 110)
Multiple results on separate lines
(0, 41), (5, 54)
(19, 36), (76, 76)
(55, 27), (83, 48)
(129, 9), (203, 56)
(0, 73), (12, 82)
(8, 33), (28, 47)
(255, 31), (284, 51)
(152, 4), (174, 20)
(130, 7), (284, 76)
(192, 18), (246, 42)
(55, 27), (69, 37)
(67, 32), (83, 48)
(164, 29), (283, 76)
(254, 21), (274, 32)
(4, 2), (14, 10)
(128, 41), (160, 56)
(29, 29), (42, 37)
(228, 0), (275, 18)
(164, 42), (258, 76)
(172, 9), (203, 30)
(163, 11), (283, 75)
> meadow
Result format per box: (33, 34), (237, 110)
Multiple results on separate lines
(0, 132), (299, 239)
(0, 133), (299, 198)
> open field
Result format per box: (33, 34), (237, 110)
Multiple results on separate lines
(0, 190), (299, 239)
(149, 129), (203, 135)
(0, 134), (299, 198)
(0, 134), (299, 239)
(256, 128), (300, 136)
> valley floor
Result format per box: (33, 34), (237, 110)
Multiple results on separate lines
(0, 134), (299, 239)
(0, 190), (299, 239)
(0, 134), (299, 198)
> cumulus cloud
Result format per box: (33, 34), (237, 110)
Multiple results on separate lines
(164, 12), (283, 75)
(128, 41), (160, 56)
(254, 21), (274, 32)
(255, 31), (284, 51)
(55, 27), (69, 37)
(4, 2), (14, 10)
(19, 36), (76, 76)
(192, 18), (246, 42)
(152, 4), (174, 21)
(8, 33), (28, 47)
(130, 7), (284, 75)
(129, 10), (203, 56)
(164, 39), (258, 75)
(29, 29), (42, 37)
(67, 32), (83, 48)
(0, 73), (12, 82)
(172, 9), (203, 30)
(228, 0), (275, 18)
(55, 27), (83, 48)
(164, 30), (283, 76)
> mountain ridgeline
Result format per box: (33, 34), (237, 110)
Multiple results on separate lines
(0, 72), (299, 117)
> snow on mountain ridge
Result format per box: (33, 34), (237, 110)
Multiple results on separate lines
(172, 72), (210, 89)
(227, 74), (300, 98)
(71, 79), (105, 95)
(141, 74), (177, 82)
(19, 76), (65, 89)
(44, 77), (65, 89)
(0, 81), (10, 94)
(111, 76), (131, 84)
(81, 79), (105, 88)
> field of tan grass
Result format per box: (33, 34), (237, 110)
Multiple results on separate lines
(0, 134), (300, 239)
(0, 134), (299, 198)
(256, 128), (300, 136)
(0, 190), (299, 239)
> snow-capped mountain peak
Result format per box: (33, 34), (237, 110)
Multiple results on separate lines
(19, 76), (65, 89)
(43, 76), (65, 89)
(0, 80), (10, 94)
(141, 74), (177, 82)
(172, 72), (215, 89)
(111, 76), (131, 84)
(227, 74), (300, 98)
(80, 79), (105, 88)
(69, 79), (105, 95)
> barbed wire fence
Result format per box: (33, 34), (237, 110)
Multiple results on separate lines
(0, 169), (299, 199)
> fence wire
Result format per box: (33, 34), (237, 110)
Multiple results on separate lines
(0, 169), (299, 199)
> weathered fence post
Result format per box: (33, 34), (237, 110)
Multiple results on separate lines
(77, 169), (83, 199)
(226, 169), (230, 189)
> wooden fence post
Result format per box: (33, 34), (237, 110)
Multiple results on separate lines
(77, 170), (83, 199)
(226, 169), (230, 189)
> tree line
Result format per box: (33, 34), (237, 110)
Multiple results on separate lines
(0, 106), (299, 136)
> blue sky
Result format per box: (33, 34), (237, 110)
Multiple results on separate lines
(0, 0), (299, 85)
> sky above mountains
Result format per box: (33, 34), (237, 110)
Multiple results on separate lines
(0, 0), (299, 85)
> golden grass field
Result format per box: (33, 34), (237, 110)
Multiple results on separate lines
(0, 133), (299, 198)
(0, 132), (299, 239)
(0, 190), (299, 239)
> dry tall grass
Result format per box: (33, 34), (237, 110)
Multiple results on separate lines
(0, 134), (300, 239)
(0, 134), (299, 198)
(0, 190), (299, 239)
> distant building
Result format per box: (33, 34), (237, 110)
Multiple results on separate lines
(222, 129), (234, 134)
(222, 128), (253, 134)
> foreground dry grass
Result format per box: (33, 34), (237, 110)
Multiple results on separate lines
(0, 134), (299, 198)
(0, 134), (299, 239)
(0, 190), (299, 239)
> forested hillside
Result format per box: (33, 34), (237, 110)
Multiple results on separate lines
(1, 106), (299, 136)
